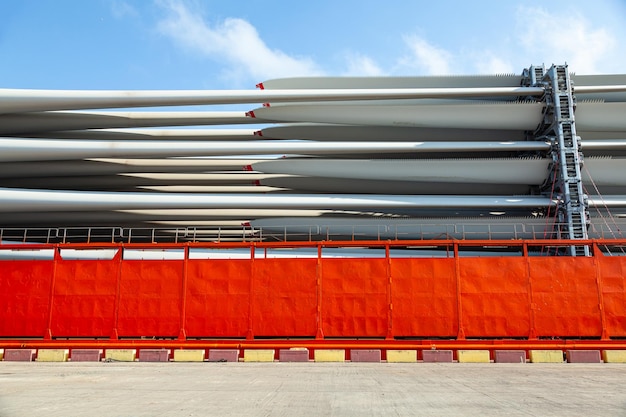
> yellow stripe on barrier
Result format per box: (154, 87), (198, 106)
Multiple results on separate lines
(529, 350), (563, 363)
(314, 349), (345, 362)
(244, 349), (275, 362)
(105, 349), (137, 362)
(457, 350), (490, 363)
(37, 349), (69, 362)
(386, 350), (417, 363)
(602, 350), (626, 363)
(173, 350), (205, 362)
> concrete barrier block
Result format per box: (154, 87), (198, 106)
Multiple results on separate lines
(350, 349), (381, 362)
(566, 350), (601, 363)
(37, 349), (69, 362)
(494, 350), (526, 363)
(71, 349), (102, 362)
(422, 350), (453, 363)
(314, 349), (345, 362)
(4, 349), (35, 362)
(602, 350), (626, 363)
(105, 349), (137, 362)
(386, 350), (417, 363)
(458, 350), (490, 363)
(139, 349), (170, 362)
(529, 350), (563, 363)
(244, 349), (275, 362)
(173, 349), (205, 362)
(208, 349), (239, 362)
(279, 349), (309, 362)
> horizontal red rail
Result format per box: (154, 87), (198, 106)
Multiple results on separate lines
(1, 237), (625, 249)
(2, 339), (626, 351)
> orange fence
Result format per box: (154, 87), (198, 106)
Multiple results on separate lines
(1, 240), (625, 341)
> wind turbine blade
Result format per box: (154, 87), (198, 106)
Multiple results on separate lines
(0, 188), (554, 212)
(0, 138), (550, 162)
(0, 111), (262, 135)
(0, 87), (545, 113)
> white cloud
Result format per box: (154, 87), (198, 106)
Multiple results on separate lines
(153, 1), (624, 83)
(516, 6), (618, 74)
(396, 36), (453, 75)
(342, 53), (386, 76)
(472, 54), (516, 75)
(156, 0), (323, 84)
(110, 0), (138, 19)
(388, 6), (623, 76)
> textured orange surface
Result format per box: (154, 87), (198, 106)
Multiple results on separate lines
(321, 259), (387, 337)
(0, 260), (53, 336)
(1, 242), (626, 340)
(460, 258), (530, 337)
(185, 260), (250, 337)
(391, 258), (457, 337)
(117, 261), (183, 337)
(595, 256), (626, 337)
(252, 259), (317, 337)
(52, 260), (117, 337)
(529, 257), (601, 337)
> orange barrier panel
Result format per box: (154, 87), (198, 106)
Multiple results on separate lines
(0, 260), (53, 337)
(529, 257), (602, 337)
(252, 259), (317, 337)
(117, 261), (183, 337)
(51, 260), (118, 337)
(2, 240), (626, 342)
(185, 260), (250, 337)
(321, 259), (387, 337)
(595, 255), (626, 337)
(391, 258), (457, 337)
(459, 258), (530, 338)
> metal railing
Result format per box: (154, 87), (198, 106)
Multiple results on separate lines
(1, 220), (625, 245)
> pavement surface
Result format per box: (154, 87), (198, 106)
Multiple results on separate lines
(0, 362), (625, 417)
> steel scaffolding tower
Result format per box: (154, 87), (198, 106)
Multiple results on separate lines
(524, 64), (589, 256)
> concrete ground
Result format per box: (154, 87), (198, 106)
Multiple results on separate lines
(0, 362), (625, 417)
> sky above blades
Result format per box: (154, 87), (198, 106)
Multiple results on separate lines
(0, 0), (625, 90)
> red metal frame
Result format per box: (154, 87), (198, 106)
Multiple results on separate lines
(2, 239), (626, 352)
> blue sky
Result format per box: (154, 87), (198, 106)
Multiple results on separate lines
(1, 0), (625, 90)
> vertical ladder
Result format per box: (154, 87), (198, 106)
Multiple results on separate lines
(524, 64), (589, 256)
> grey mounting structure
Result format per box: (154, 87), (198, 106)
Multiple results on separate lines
(523, 64), (589, 256)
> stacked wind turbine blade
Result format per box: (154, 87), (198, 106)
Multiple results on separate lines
(0, 86), (545, 113)
(1, 70), (626, 241)
(0, 111), (263, 135)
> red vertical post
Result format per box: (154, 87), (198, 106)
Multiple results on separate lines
(111, 245), (123, 340)
(178, 245), (189, 341)
(315, 243), (324, 339)
(454, 242), (465, 340)
(44, 246), (60, 340)
(386, 243), (393, 340)
(246, 244), (255, 340)
(592, 243), (609, 340)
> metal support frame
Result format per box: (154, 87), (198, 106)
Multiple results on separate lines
(523, 64), (589, 256)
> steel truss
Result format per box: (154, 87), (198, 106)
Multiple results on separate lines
(523, 64), (589, 256)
